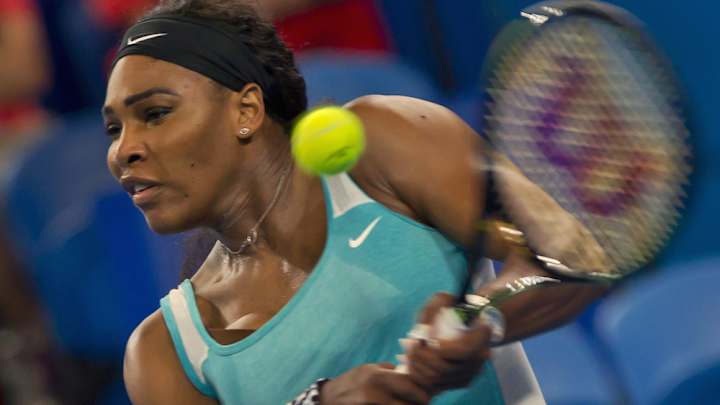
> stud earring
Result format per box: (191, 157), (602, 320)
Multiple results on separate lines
(239, 127), (250, 135)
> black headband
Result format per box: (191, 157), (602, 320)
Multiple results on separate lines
(113, 14), (273, 93)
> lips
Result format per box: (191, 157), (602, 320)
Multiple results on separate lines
(134, 184), (154, 194)
(120, 176), (162, 206)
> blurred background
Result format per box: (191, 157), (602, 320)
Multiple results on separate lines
(0, 0), (718, 404)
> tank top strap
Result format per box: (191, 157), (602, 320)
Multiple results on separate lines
(160, 279), (218, 398)
(322, 172), (374, 218)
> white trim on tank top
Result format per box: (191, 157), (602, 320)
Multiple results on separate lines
(324, 173), (373, 218)
(167, 287), (210, 385)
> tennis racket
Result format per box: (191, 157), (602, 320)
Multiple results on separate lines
(398, 0), (692, 369)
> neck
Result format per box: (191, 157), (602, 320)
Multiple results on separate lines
(254, 164), (326, 263)
(215, 145), (291, 251)
(214, 146), (324, 261)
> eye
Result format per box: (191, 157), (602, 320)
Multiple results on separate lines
(105, 122), (122, 138)
(144, 106), (172, 125)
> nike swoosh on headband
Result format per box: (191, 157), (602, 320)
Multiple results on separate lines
(127, 33), (168, 46)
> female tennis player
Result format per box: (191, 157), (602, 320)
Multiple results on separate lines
(103, 0), (606, 403)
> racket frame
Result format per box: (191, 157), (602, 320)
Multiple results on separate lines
(475, 0), (691, 285)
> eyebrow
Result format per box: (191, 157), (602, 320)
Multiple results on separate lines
(102, 87), (180, 117)
(124, 87), (180, 106)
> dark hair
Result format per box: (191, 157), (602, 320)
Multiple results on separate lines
(143, 0), (307, 132)
(139, 1), (307, 279)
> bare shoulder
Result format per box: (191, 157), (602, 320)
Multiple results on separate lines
(344, 95), (485, 246)
(345, 95), (474, 140)
(124, 310), (218, 405)
(124, 310), (169, 374)
(344, 95), (482, 189)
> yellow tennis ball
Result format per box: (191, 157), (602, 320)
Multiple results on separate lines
(291, 106), (366, 175)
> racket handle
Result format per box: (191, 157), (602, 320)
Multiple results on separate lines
(395, 305), (505, 374)
(396, 363), (409, 374)
(426, 306), (505, 342)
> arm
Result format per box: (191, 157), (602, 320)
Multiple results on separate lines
(310, 95), (605, 402)
(347, 94), (608, 343)
(124, 311), (219, 405)
(0, 7), (50, 103)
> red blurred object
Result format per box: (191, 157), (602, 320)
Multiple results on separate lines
(276, 0), (390, 52)
(86, 0), (152, 28)
(88, 0), (391, 54)
(0, 104), (38, 125)
(0, 0), (36, 15)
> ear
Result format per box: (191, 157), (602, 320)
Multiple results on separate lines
(228, 82), (266, 142)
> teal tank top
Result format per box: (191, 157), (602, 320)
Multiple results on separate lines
(160, 173), (506, 404)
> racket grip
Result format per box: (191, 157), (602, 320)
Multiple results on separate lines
(428, 306), (506, 342)
(395, 305), (506, 374)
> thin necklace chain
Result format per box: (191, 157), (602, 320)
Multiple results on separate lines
(221, 162), (292, 255)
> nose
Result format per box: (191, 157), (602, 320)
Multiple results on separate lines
(110, 129), (148, 170)
(125, 151), (144, 165)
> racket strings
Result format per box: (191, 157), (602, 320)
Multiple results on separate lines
(485, 16), (691, 276)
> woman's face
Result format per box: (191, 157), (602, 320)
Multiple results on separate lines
(104, 56), (248, 234)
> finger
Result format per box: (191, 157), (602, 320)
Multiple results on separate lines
(407, 340), (481, 393)
(433, 371), (479, 392)
(406, 352), (442, 390)
(407, 343), (481, 391)
(418, 292), (457, 325)
(407, 341), (453, 379)
(400, 338), (421, 353)
(377, 372), (432, 405)
(433, 325), (492, 363)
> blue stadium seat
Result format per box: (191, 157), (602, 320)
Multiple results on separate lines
(378, 0), (536, 93)
(4, 112), (181, 360)
(442, 90), (483, 131)
(594, 258), (720, 404)
(297, 51), (440, 107)
(522, 322), (623, 405)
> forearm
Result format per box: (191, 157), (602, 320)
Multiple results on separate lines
(474, 250), (608, 343)
(0, 16), (50, 103)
